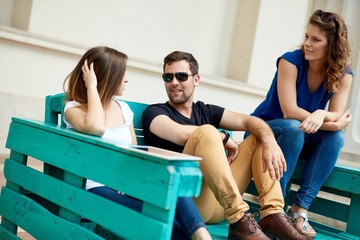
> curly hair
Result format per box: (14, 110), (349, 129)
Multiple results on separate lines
(63, 46), (128, 108)
(301, 9), (351, 92)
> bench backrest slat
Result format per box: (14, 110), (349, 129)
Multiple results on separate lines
(6, 118), (201, 209)
(2, 159), (168, 239)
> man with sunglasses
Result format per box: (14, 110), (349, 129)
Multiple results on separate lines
(142, 51), (309, 240)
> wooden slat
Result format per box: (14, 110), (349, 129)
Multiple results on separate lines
(338, 232), (360, 240)
(207, 222), (355, 240)
(44, 94), (148, 130)
(45, 93), (66, 126)
(2, 159), (171, 239)
(124, 99), (148, 129)
(346, 193), (360, 236)
(292, 159), (360, 195)
(0, 226), (22, 240)
(0, 188), (104, 240)
(44, 94), (148, 148)
(287, 189), (349, 222)
(9, 117), (201, 166)
(6, 119), (201, 208)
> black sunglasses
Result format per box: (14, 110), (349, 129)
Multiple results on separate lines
(162, 72), (196, 82)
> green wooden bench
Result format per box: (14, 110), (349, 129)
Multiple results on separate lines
(0, 93), (203, 240)
(1, 92), (360, 240)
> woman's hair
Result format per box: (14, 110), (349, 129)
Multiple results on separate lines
(301, 9), (351, 92)
(163, 51), (199, 75)
(64, 46), (128, 108)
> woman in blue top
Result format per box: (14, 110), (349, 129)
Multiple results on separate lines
(63, 46), (212, 240)
(247, 9), (353, 238)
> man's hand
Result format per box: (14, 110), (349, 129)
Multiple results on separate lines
(261, 138), (287, 180)
(224, 138), (239, 164)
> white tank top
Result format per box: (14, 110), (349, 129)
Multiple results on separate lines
(64, 99), (134, 190)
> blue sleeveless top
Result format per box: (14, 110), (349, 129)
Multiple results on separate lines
(251, 49), (353, 121)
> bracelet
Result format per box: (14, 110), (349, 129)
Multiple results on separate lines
(220, 130), (230, 145)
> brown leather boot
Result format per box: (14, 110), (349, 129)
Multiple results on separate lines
(228, 212), (270, 240)
(259, 212), (312, 240)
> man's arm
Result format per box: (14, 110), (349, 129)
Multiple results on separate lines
(219, 109), (286, 180)
(148, 115), (198, 145)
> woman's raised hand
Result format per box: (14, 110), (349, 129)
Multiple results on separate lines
(82, 59), (97, 89)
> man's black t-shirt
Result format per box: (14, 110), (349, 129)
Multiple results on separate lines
(142, 101), (224, 153)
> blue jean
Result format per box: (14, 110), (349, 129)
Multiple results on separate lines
(245, 118), (344, 210)
(88, 186), (205, 239)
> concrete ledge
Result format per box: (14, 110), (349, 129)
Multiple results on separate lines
(339, 149), (360, 163)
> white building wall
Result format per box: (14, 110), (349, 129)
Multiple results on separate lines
(28, 0), (237, 78)
(0, 0), (359, 158)
(247, 0), (309, 88)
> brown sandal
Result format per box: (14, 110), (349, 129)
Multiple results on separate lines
(288, 208), (317, 238)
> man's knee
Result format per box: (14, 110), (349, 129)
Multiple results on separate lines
(184, 124), (221, 151)
(197, 124), (218, 132)
(193, 124), (219, 138)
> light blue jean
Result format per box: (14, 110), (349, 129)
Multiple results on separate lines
(88, 186), (205, 239)
(245, 118), (344, 210)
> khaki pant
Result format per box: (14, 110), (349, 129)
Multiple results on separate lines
(183, 125), (284, 224)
